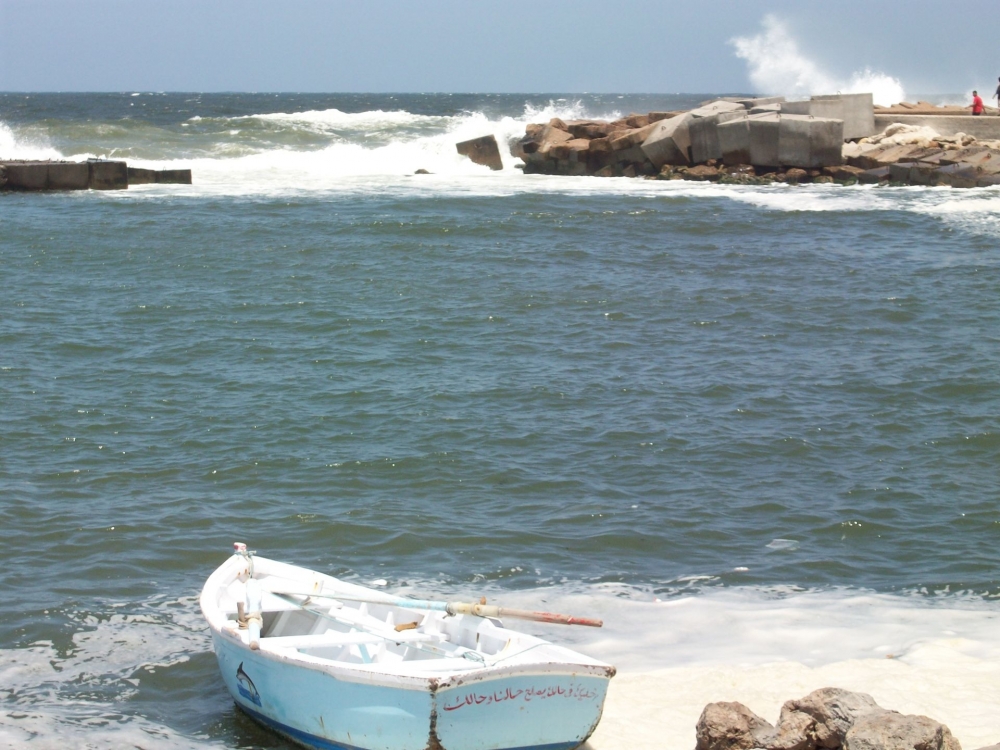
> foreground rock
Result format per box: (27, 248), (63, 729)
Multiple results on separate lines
(695, 688), (965, 750)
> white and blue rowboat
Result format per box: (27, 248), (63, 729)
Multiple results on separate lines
(200, 544), (615, 750)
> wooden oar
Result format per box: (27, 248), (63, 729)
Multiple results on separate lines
(260, 578), (602, 627)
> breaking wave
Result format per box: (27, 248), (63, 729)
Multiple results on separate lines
(730, 15), (905, 106)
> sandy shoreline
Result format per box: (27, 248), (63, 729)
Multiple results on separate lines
(588, 645), (1000, 750)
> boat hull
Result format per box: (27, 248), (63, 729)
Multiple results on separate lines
(213, 633), (610, 750)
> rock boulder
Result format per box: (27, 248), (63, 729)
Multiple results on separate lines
(456, 134), (504, 171)
(695, 701), (775, 750)
(844, 712), (961, 750)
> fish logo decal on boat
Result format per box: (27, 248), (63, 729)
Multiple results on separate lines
(236, 662), (262, 706)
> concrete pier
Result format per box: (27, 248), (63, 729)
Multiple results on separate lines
(127, 167), (193, 185)
(1, 160), (193, 192)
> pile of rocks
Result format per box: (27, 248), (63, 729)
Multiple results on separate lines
(489, 92), (1000, 188)
(839, 126), (1000, 187)
(696, 687), (995, 750)
(509, 94), (866, 179)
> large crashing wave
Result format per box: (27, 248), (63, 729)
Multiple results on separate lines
(730, 15), (905, 106)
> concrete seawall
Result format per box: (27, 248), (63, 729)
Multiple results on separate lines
(0, 160), (192, 192)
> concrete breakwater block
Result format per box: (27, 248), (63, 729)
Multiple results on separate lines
(751, 114), (781, 167)
(1, 160), (195, 191)
(157, 169), (192, 184)
(88, 160), (128, 190)
(640, 113), (693, 167)
(2, 161), (91, 190)
(128, 167), (157, 185)
(782, 93), (875, 139)
(456, 135), (503, 171)
(128, 167), (193, 185)
(717, 113), (843, 169)
(686, 100), (747, 164)
(690, 110), (746, 164)
(779, 115), (844, 168)
(717, 116), (751, 165)
(717, 113), (783, 167)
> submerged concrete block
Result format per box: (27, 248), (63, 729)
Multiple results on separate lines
(690, 110), (745, 164)
(47, 162), (90, 190)
(778, 115), (844, 168)
(127, 167), (194, 185)
(156, 169), (193, 184)
(19, 163), (50, 190)
(2, 161), (88, 190)
(88, 160), (128, 190)
(128, 167), (157, 185)
(456, 135), (503, 170)
(640, 113), (693, 167)
(4, 162), (50, 190)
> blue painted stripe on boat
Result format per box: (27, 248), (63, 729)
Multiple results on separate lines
(236, 702), (586, 750)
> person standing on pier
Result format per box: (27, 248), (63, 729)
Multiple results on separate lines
(971, 90), (984, 115)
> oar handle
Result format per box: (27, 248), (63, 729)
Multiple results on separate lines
(447, 602), (603, 627)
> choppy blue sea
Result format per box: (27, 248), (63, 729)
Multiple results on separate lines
(2, 93), (999, 748)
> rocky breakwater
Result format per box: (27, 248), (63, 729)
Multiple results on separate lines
(697, 687), (995, 750)
(510, 94), (856, 181)
(0, 159), (192, 192)
(837, 123), (1000, 187)
(502, 92), (1000, 188)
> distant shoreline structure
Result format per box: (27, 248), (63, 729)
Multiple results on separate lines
(0, 160), (191, 192)
(459, 93), (1000, 188)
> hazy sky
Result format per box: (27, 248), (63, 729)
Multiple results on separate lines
(1, 0), (998, 95)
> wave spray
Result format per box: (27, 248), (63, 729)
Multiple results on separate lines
(730, 15), (905, 106)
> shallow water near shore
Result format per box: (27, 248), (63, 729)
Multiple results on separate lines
(2, 93), (1000, 748)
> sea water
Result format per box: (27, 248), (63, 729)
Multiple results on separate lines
(1, 93), (999, 749)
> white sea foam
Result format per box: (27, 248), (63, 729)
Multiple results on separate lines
(0, 122), (63, 160)
(730, 15), (905, 106)
(2, 587), (999, 749)
(492, 587), (1000, 750)
(4, 586), (1000, 748)
(0, 595), (219, 748)
(244, 107), (447, 133)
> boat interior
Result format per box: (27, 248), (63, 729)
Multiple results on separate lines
(221, 581), (519, 667)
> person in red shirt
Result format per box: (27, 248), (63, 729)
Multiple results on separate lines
(971, 90), (984, 115)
